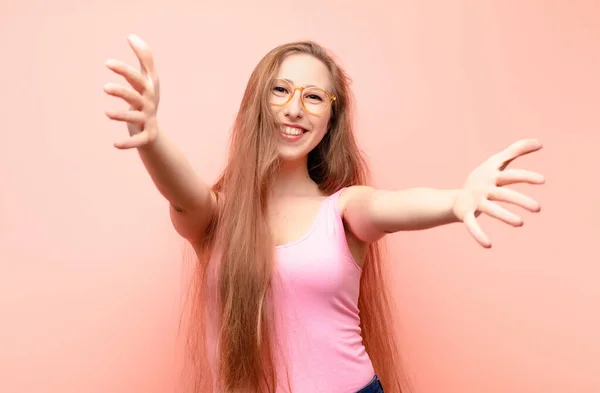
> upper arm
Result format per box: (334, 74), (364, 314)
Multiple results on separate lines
(169, 189), (218, 244)
(339, 185), (387, 243)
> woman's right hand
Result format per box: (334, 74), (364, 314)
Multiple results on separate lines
(104, 34), (161, 149)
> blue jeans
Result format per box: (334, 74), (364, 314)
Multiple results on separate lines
(355, 375), (384, 393)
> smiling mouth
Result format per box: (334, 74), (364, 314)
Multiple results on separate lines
(280, 125), (308, 136)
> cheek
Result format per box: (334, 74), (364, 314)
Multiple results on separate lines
(270, 105), (284, 119)
(310, 115), (331, 135)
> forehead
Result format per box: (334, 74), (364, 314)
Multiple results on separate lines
(275, 53), (332, 90)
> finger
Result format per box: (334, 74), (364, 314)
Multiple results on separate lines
(493, 139), (543, 168)
(463, 211), (491, 248)
(114, 132), (151, 150)
(488, 186), (541, 212)
(497, 169), (545, 186)
(103, 83), (145, 110)
(478, 199), (523, 227)
(105, 110), (145, 124)
(127, 34), (156, 78)
(105, 59), (148, 94)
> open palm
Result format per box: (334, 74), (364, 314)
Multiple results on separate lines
(453, 138), (545, 248)
(104, 34), (160, 149)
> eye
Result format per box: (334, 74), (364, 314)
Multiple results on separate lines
(272, 84), (290, 97)
(304, 89), (326, 104)
(306, 93), (323, 102)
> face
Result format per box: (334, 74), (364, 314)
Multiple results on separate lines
(269, 53), (334, 162)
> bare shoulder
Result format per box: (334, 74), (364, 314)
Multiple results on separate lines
(337, 185), (375, 215)
(337, 186), (376, 266)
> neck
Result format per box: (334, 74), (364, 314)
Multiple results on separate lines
(272, 157), (320, 198)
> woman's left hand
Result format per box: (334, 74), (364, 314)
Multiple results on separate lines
(452, 139), (545, 248)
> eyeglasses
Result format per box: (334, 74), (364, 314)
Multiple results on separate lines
(269, 79), (336, 115)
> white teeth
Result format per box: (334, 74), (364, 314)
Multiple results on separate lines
(281, 126), (304, 136)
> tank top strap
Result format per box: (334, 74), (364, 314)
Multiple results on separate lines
(323, 187), (347, 237)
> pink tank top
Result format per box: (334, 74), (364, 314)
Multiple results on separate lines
(269, 189), (375, 392)
(204, 189), (375, 392)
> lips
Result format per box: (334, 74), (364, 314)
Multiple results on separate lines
(279, 124), (308, 142)
(281, 124), (308, 136)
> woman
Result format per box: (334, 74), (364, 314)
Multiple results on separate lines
(103, 35), (544, 393)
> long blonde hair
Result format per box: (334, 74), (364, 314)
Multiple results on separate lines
(184, 41), (407, 393)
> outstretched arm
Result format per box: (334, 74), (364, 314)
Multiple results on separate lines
(342, 139), (545, 248)
(104, 35), (216, 243)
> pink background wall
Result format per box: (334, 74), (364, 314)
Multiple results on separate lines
(1, 1), (598, 392)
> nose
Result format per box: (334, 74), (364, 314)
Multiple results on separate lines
(284, 90), (304, 119)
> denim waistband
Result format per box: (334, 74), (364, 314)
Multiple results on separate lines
(355, 375), (383, 393)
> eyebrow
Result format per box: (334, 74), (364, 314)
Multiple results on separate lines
(281, 78), (321, 89)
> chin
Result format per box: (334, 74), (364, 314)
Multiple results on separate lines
(275, 127), (324, 163)
(277, 145), (311, 162)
